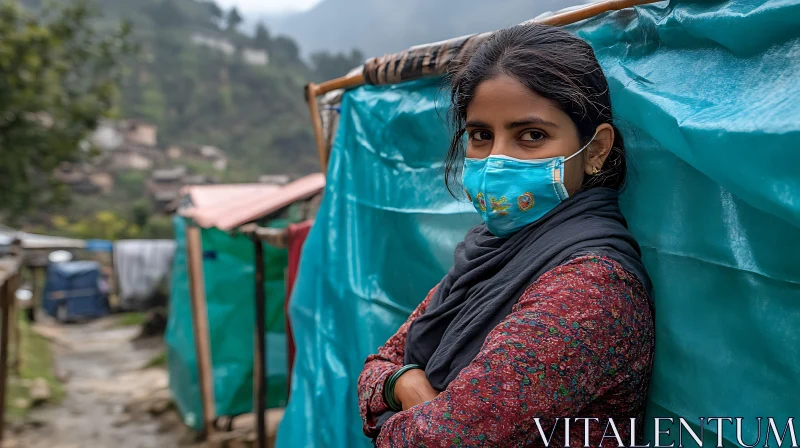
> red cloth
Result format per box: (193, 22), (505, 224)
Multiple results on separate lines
(285, 220), (313, 390)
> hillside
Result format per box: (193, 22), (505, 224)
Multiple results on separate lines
(23, 0), (359, 179)
(12, 0), (363, 237)
(112, 0), (321, 178)
(259, 0), (587, 57)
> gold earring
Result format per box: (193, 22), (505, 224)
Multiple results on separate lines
(592, 166), (599, 175)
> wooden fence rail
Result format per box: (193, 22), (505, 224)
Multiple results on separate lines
(0, 252), (23, 444)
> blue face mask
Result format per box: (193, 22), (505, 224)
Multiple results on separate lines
(462, 138), (593, 238)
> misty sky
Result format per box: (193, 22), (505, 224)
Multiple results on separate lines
(215, 0), (322, 14)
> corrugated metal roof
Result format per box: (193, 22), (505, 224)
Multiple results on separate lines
(180, 183), (274, 211)
(184, 173), (325, 230)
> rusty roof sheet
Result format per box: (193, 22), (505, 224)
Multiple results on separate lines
(182, 173), (325, 230)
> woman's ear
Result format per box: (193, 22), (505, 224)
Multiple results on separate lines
(584, 123), (614, 175)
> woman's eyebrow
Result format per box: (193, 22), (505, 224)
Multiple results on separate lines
(506, 116), (559, 130)
(465, 120), (490, 128)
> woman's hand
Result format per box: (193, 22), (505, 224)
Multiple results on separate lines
(394, 369), (439, 410)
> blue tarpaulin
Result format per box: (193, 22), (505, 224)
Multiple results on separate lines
(43, 261), (109, 321)
(85, 239), (113, 252)
(278, 1), (800, 447)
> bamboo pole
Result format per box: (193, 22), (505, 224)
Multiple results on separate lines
(304, 0), (659, 173)
(536, 0), (654, 26)
(185, 225), (216, 436)
(315, 73), (367, 97)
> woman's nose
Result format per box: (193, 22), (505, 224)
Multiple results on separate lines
(490, 138), (513, 157)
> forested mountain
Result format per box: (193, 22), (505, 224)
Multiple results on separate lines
(22, 0), (363, 179)
(18, 0), (586, 179)
(259, 0), (586, 57)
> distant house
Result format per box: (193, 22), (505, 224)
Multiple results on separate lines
(242, 48), (269, 66)
(90, 121), (125, 151)
(90, 119), (158, 150)
(88, 173), (115, 194)
(123, 120), (158, 147)
(150, 166), (188, 184)
(147, 166), (218, 213)
(191, 33), (235, 56)
(167, 145), (183, 160)
(190, 33), (269, 66)
(198, 145), (228, 171)
(108, 149), (155, 171)
(54, 163), (107, 195)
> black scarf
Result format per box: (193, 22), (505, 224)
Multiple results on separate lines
(374, 188), (652, 431)
(404, 187), (652, 390)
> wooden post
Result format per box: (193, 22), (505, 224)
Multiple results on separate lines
(253, 238), (267, 448)
(185, 225), (216, 436)
(27, 266), (38, 322)
(8, 272), (19, 374)
(0, 274), (11, 443)
(305, 83), (329, 173)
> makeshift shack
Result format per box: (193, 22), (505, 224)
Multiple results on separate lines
(279, 1), (800, 447)
(165, 174), (325, 435)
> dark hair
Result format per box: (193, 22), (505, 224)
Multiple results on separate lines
(444, 23), (626, 194)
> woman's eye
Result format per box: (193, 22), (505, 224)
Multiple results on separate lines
(520, 130), (546, 142)
(470, 130), (493, 141)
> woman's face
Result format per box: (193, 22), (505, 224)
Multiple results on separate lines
(465, 74), (614, 195)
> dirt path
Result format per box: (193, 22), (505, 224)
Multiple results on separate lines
(6, 316), (192, 448)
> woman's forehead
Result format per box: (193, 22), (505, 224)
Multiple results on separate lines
(466, 75), (569, 126)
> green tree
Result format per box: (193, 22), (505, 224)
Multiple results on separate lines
(141, 215), (174, 239)
(254, 22), (270, 49)
(51, 211), (140, 240)
(149, 0), (186, 27)
(131, 198), (151, 229)
(311, 48), (364, 81)
(226, 6), (242, 31)
(269, 35), (300, 64)
(207, 1), (223, 22)
(0, 0), (133, 219)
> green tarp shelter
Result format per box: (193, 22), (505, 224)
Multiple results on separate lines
(165, 176), (325, 430)
(166, 216), (289, 430)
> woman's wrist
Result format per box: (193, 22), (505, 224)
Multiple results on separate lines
(383, 364), (422, 411)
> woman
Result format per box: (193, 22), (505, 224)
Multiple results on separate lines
(358, 23), (654, 447)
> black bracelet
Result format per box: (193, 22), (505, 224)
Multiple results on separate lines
(382, 364), (422, 412)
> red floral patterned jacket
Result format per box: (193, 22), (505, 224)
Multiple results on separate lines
(358, 255), (654, 447)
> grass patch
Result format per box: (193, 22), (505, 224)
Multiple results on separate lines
(143, 349), (167, 369)
(114, 312), (148, 327)
(6, 316), (65, 419)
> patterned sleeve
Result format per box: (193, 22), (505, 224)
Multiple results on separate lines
(358, 287), (437, 438)
(375, 255), (653, 447)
